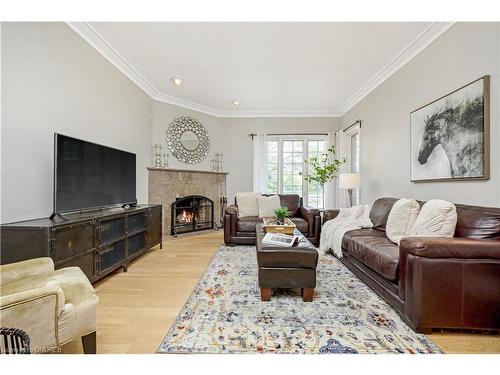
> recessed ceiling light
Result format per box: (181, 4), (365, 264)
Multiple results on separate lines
(232, 100), (240, 107)
(171, 78), (183, 86)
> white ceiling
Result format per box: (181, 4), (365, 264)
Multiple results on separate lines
(70, 22), (453, 117)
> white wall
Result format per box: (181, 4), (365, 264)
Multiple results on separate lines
(1, 23), (153, 223)
(151, 100), (222, 171)
(341, 22), (500, 207)
(220, 117), (342, 203)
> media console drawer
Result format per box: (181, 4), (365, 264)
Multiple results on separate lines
(51, 221), (94, 262)
(99, 240), (126, 273)
(100, 217), (125, 244)
(56, 251), (95, 281)
(128, 213), (146, 234)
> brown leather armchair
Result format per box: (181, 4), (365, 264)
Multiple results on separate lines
(324, 198), (500, 333)
(224, 194), (321, 246)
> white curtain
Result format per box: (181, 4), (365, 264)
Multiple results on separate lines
(335, 130), (350, 208)
(323, 132), (336, 210)
(252, 133), (267, 193)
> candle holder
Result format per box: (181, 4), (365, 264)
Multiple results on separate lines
(153, 144), (163, 168)
(163, 152), (169, 169)
(215, 153), (223, 172)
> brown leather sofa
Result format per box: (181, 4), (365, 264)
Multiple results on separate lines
(324, 197), (500, 333)
(224, 194), (321, 246)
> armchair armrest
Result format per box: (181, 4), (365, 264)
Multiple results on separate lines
(299, 206), (320, 240)
(399, 237), (500, 259)
(0, 257), (55, 287)
(1, 285), (65, 312)
(224, 204), (240, 244)
(299, 205), (320, 221)
(323, 209), (340, 224)
(1, 286), (65, 350)
(225, 204), (239, 216)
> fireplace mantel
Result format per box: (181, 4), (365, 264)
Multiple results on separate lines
(148, 167), (228, 236)
(147, 167), (229, 175)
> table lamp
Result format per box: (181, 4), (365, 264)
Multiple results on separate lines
(339, 173), (360, 207)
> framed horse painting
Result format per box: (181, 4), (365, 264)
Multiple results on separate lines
(410, 76), (490, 182)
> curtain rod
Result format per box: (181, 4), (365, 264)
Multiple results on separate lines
(343, 119), (362, 133)
(248, 132), (328, 139)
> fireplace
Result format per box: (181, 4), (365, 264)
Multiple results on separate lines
(171, 195), (214, 236)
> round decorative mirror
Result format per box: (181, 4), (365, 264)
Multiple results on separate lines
(166, 116), (210, 164)
(180, 130), (200, 151)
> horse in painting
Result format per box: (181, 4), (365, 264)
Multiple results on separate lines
(417, 97), (484, 178)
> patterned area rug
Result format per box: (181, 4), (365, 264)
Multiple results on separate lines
(158, 246), (442, 354)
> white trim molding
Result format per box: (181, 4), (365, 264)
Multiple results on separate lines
(67, 22), (454, 118)
(336, 22), (455, 115)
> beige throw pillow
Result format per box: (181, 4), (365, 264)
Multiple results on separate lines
(410, 199), (457, 238)
(386, 198), (420, 245)
(257, 195), (281, 218)
(236, 192), (260, 218)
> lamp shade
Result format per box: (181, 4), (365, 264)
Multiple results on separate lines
(339, 173), (360, 189)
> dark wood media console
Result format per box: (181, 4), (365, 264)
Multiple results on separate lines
(0, 204), (162, 283)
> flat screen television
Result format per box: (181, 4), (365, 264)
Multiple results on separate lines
(52, 133), (137, 216)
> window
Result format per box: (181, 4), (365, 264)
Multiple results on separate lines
(265, 136), (326, 209)
(282, 141), (303, 195)
(306, 140), (325, 209)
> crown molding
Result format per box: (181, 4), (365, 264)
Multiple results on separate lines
(68, 21), (454, 119)
(336, 22), (455, 116)
(217, 110), (342, 118)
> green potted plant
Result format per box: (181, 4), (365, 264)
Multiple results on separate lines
(300, 146), (345, 211)
(274, 206), (290, 225)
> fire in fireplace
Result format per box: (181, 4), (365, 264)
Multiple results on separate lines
(171, 195), (214, 236)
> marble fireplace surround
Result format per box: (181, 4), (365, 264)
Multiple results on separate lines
(148, 167), (228, 235)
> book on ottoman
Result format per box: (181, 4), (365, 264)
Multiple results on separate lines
(262, 232), (302, 247)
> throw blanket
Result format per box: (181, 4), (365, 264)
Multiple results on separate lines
(320, 205), (373, 258)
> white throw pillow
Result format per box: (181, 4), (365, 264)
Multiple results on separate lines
(386, 198), (421, 245)
(237, 192), (260, 218)
(257, 195), (281, 218)
(410, 199), (457, 238)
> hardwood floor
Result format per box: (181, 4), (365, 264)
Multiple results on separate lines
(62, 231), (500, 354)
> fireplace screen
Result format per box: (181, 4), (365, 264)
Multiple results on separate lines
(171, 195), (214, 236)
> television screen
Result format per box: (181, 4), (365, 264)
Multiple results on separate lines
(54, 133), (136, 213)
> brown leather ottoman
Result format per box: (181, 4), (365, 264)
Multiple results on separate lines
(256, 224), (318, 302)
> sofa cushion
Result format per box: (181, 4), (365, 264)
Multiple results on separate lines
(258, 195), (281, 218)
(341, 228), (388, 250)
(236, 192), (260, 218)
(410, 199), (457, 238)
(386, 198), (420, 245)
(370, 197), (398, 231)
(236, 217), (262, 232)
(288, 217), (309, 233)
(455, 204), (500, 239)
(279, 194), (301, 216)
(343, 230), (400, 281)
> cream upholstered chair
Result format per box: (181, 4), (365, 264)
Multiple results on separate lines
(0, 258), (98, 353)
